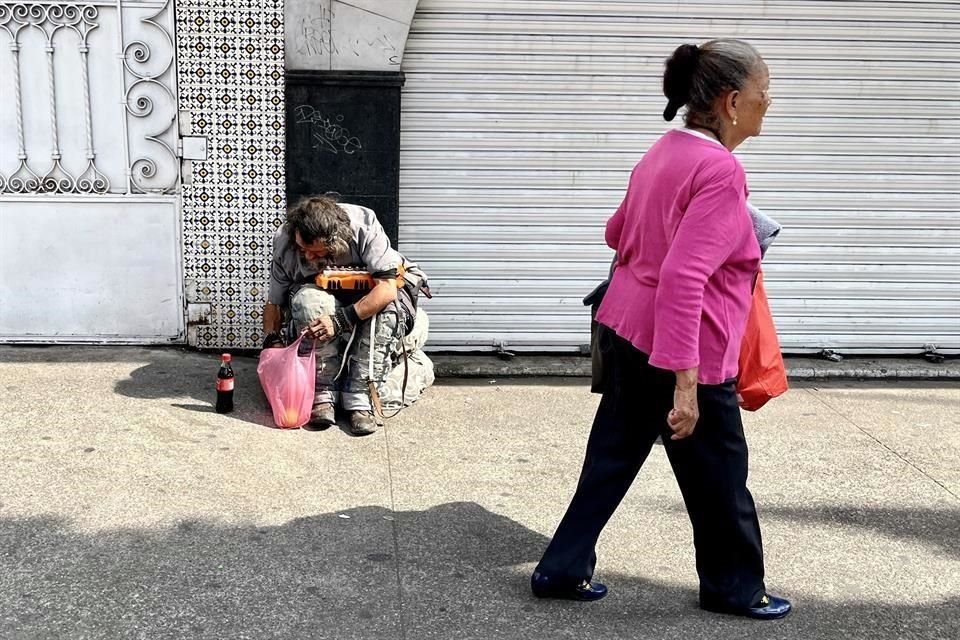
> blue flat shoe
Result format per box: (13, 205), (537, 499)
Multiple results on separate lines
(531, 571), (608, 601)
(701, 593), (792, 620)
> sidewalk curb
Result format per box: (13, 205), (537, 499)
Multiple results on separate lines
(2, 346), (955, 381)
(431, 355), (960, 380)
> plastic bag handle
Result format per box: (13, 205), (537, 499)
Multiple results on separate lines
(290, 331), (318, 355)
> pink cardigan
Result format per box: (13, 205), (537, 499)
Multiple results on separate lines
(596, 129), (761, 385)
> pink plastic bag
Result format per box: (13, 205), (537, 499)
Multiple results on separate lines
(257, 334), (316, 429)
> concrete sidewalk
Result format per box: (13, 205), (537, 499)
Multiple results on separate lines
(0, 346), (957, 640)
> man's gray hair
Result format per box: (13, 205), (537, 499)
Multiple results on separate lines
(285, 195), (352, 258)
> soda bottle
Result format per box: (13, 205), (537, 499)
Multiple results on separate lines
(216, 353), (235, 413)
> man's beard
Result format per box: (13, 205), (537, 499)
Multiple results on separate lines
(307, 249), (345, 272)
(307, 256), (332, 272)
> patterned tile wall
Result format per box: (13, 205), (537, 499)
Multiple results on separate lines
(175, 1), (286, 349)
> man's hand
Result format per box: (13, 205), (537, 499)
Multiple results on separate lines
(305, 315), (337, 342)
(667, 368), (699, 440)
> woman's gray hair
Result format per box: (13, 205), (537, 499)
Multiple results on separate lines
(285, 195), (352, 258)
(662, 39), (764, 130)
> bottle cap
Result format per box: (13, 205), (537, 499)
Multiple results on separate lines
(222, 353), (232, 362)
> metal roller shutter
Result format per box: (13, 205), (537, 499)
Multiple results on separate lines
(399, 0), (960, 354)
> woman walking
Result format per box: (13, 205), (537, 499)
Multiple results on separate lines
(531, 39), (791, 620)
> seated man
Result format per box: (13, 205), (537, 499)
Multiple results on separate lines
(262, 195), (429, 436)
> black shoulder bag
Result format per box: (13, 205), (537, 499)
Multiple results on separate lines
(583, 257), (617, 394)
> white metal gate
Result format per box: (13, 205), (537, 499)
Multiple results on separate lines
(400, 0), (960, 354)
(0, 0), (183, 342)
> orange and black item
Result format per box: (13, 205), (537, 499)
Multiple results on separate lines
(314, 264), (406, 291)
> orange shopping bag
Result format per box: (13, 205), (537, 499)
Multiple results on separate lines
(737, 271), (788, 411)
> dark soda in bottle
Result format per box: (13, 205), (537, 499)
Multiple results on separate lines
(216, 353), (235, 413)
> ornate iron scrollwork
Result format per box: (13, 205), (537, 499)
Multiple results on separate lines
(0, 1), (177, 195)
(122, 0), (178, 194)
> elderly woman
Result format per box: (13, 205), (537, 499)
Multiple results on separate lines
(531, 40), (791, 620)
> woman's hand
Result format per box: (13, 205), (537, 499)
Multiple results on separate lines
(668, 368), (699, 440)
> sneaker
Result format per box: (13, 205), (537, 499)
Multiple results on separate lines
(349, 410), (381, 436)
(305, 402), (335, 431)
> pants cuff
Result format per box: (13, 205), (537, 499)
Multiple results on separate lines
(313, 388), (336, 405)
(340, 391), (371, 411)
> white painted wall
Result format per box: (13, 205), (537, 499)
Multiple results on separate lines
(285, 0), (419, 71)
(0, 197), (184, 342)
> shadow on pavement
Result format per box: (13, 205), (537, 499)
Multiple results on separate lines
(0, 345), (273, 428)
(1, 502), (956, 640)
(111, 350), (273, 429)
(763, 504), (960, 560)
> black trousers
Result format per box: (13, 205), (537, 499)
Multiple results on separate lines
(535, 327), (766, 609)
